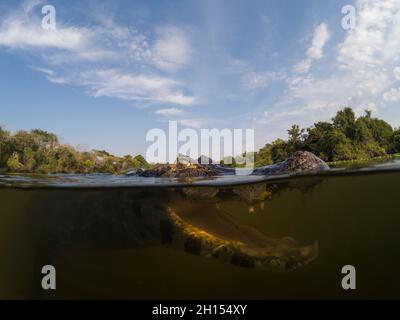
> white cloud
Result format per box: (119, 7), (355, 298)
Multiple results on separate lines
(307, 23), (329, 60)
(40, 68), (196, 105)
(253, 0), (400, 148)
(46, 75), (69, 84)
(242, 71), (287, 90)
(30, 66), (54, 76)
(128, 34), (152, 62)
(178, 118), (206, 129)
(0, 22), (88, 51)
(394, 67), (400, 80)
(255, 108), (306, 125)
(293, 23), (330, 74)
(338, 0), (400, 71)
(383, 87), (400, 102)
(0, 1), (196, 107)
(0, 1), (122, 66)
(0, 1), (90, 52)
(31, 66), (70, 84)
(292, 59), (312, 74)
(292, 1), (400, 110)
(80, 69), (196, 105)
(155, 107), (184, 116)
(152, 26), (191, 72)
(331, 0), (400, 105)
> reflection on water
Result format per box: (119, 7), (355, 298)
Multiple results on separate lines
(1, 166), (400, 299)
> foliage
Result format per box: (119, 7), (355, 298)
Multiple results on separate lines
(391, 129), (400, 153)
(0, 127), (148, 174)
(254, 108), (397, 165)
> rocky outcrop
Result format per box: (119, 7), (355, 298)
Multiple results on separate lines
(132, 151), (329, 178)
(197, 155), (213, 164)
(175, 154), (196, 165)
(176, 154), (214, 165)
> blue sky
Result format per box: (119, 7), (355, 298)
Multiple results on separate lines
(1, 0), (400, 156)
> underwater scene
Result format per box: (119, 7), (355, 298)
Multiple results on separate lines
(1, 159), (400, 299)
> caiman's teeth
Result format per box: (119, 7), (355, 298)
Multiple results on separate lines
(248, 206), (255, 213)
(259, 202), (265, 210)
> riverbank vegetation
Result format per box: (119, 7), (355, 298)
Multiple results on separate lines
(254, 108), (400, 167)
(2, 107), (400, 173)
(0, 128), (149, 174)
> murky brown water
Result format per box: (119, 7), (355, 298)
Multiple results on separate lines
(1, 170), (400, 299)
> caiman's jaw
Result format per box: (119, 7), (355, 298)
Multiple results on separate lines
(165, 205), (319, 271)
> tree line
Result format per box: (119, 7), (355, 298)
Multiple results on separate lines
(254, 107), (400, 166)
(2, 107), (400, 173)
(0, 128), (148, 174)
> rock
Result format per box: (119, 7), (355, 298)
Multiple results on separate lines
(252, 151), (329, 175)
(131, 151), (329, 178)
(176, 154), (196, 165)
(197, 155), (213, 164)
(125, 168), (144, 176)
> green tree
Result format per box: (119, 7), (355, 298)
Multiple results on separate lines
(287, 124), (305, 153)
(332, 107), (356, 139)
(0, 126), (11, 167)
(391, 129), (400, 153)
(328, 130), (355, 161)
(31, 129), (59, 148)
(254, 144), (273, 166)
(6, 152), (23, 171)
(22, 147), (36, 171)
(133, 154), (149, 168)
(304, 122), (333, 159)
(270, 139), (289, 162)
